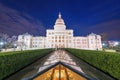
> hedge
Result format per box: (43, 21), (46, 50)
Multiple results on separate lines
(66, 48), (120, 80)
(0, 49), (53, 80)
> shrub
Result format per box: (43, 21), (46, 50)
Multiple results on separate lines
(66, 48), (120, 79)
(0, 49), (53, 80)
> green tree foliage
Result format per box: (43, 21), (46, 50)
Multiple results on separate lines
(66, 48), (120, 80)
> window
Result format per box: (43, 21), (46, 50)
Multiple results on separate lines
(69, 40), (71, 43)
(59, 40), (61, 42)
(39, 42), (42, 44)
(22, 36), (24, 39)
(49, 33), (51, 35)
(69, 32), (71, 35)
(59, 36), (61, 39)
(52, 40), (54, 42)
(66, 40), (68, 42)
(52, 37), (54, 39)
(52, 44), (54, 47)
(55, 36), (57, 39)
(55, 40), (57, 42)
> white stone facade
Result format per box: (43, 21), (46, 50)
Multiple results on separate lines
(17, 13), (102, 50)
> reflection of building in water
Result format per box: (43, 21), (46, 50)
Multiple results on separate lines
(17, 13), (102, 50)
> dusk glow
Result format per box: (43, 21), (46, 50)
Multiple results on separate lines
(0, 0), (120, 40)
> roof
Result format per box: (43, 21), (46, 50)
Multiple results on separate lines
(89, 33), (97, 36)
(55, 13), (65, 25)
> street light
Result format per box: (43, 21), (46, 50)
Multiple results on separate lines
(0, 42), (4, 47)
(102, 43), (108, 48)
(114, 42), (119, 46)
(102, 43), (105, 46)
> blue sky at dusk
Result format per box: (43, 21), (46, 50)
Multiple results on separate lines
(0, 0), (120, 40)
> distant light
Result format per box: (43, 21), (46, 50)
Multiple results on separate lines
(0, 42), (4, 45)
(14, 44), (17, 46)
(102, 43), (105, 46)
(114, 42), (119, 46)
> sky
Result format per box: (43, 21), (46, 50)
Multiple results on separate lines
(0, 0), (120, 40)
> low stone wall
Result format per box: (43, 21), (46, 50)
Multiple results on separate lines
(1, 48), (14, 52)
(0, 48), (47, 52)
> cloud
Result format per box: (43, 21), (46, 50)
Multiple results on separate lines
(87, 20), (120, 40)
(0, 3), (46, 36)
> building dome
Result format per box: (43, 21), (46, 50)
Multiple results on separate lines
(54, 13), (66, 30)
(55, 13), (65, 25)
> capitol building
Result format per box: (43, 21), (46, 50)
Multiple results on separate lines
(17, 13), (102, 50)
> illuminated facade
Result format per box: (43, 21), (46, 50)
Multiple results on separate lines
(17, 13), (102, 50)
(46, 13), (73, 48)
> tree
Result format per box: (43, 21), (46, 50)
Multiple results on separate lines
(101, 33), (108, 41)
(17, 42), (26, 51)
(0, 33), (17, 49)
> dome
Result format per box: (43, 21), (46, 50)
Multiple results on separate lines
(54, 13), (66, 30)
(55, 13), (65, 25)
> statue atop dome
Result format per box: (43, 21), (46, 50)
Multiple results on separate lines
(58, 12), (61, 18)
